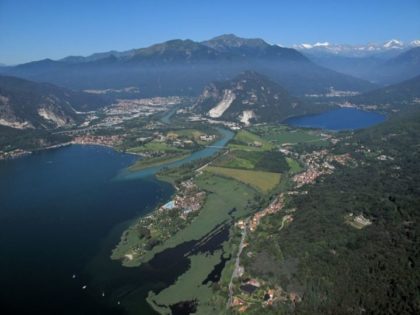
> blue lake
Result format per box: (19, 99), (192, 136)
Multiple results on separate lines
(285, 108), (386, 130)
(0, 127), (233, 314)
(0, 145), (174, 314)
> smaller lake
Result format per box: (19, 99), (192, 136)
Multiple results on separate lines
(285, 108), (386, 131)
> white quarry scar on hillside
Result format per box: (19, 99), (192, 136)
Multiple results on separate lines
(240, 110), (256, 126)
(0, 118), (33, 129)
(208, 89), (236, 118)
(37, 108), (68, 127)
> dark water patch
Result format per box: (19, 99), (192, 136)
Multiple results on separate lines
(285, 108), (386, 131)
(0, 145), (173, 314)
(148, 223), (230, 277)
(0, 127), (235, 314)
(202, 253), (232, 285)
(141, 224), (231, 312)
(189, 223), (230, 256)
(169, 300), (198, 315)
(87, 223), (232, 314)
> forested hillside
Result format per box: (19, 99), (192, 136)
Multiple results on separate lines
(242, 109), (420, 314)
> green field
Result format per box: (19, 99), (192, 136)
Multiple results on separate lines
(212, 150), (289, 173)
(171, 128), (204, 138)
(250, 124), (326, 145)
(228, 130), (274, 151)
(205, 166), (281, 193)
(286, 157), (302, 173)
(128, 153), (189, 172)
(126, 140), (185, 154)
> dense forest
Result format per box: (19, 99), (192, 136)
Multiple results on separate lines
(243, 108), (420, 314)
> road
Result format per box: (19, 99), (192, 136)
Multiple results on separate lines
(227, 218), (249, 308)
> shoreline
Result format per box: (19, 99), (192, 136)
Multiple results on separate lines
(0, 142), (73, 161)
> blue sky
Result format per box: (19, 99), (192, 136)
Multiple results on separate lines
(1, 0), (419, 64)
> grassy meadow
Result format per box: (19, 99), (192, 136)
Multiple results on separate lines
(205, 166), (281, 193)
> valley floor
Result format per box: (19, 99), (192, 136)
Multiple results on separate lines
(111, 122), (343, 314)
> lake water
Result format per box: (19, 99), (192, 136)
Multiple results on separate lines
(285, 108), (386, 130)
(0, 128), (234, 314)
(0, 145), (175, 314)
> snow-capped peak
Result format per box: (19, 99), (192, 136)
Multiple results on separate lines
(383, 39), (404, 49)
(292, 39), (418, 57)
(300, 43), (313, 49)
(410, 40), (420, 47)
(313, 42), (330, 47)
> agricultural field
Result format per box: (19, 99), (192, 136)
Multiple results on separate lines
(228, 130), (274, 151)
(166, 128), (219, 144)
(126, 140), (185, 154)
(128, 153), (189, 172)
(212, 150), (289, 173)
(250, 124), (326, 145)
(205, 166), (281, 193)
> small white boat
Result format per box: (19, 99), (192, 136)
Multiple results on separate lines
(82, 285), (87, 290)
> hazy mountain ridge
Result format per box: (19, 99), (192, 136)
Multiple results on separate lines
(374, 47), (420, 84)
(300, 44), (420, 84)
(350, 74), (420, 110)
(0, 75), (107, 129)
(0, 34), (375, 96)
(294, 39), (420, 57)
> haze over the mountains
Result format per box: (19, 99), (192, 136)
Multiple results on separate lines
(1, 33), (419, 132)
(295, 39), (420, 85)
(0, 34), (378, 97)
(293, 39), (420, 57)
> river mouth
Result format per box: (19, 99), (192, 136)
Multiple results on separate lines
(285, 108), (386, 131)
(119, 127), (234, 180)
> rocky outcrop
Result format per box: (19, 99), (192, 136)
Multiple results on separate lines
(194, 71), (305, 124)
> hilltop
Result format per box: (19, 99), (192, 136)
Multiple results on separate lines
(193, 71), (312, 124)
(0, 75), (107, 129)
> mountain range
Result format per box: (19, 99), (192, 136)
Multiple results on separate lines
(0, 34), (375, 97)
(293, 39), (420, 58)
(300, 45), (420, 84)
(350, 74), (420, 110)
(0, 75), (107, 129)
(1, 34), (419, 131)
